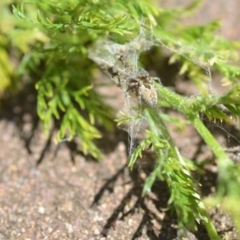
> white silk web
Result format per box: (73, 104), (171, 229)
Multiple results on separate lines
(89, 29), (158, 155)
(88, 27), (218, 156)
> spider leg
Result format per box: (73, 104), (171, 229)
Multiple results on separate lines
(117, 54), (129, 68)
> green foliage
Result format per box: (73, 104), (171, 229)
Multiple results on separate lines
(2, 0), (240, 238)
(125, 107), (221, 238)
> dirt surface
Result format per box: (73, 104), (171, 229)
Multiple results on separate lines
(1, 1), (240, 240)
(0, 83), (238, 240)
(0, 80), (239, 239)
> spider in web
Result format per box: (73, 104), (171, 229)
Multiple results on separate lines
(106, 53), (160, 108)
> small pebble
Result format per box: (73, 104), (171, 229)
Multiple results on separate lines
(38, 206), (45, 214)
(94, 229), (100, 235)
(65, 223), (73, 233)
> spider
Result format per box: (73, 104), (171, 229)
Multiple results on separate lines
(116, 54), (160, 108)
(126, 68), (159, 108)
(103, 54), (160, 108)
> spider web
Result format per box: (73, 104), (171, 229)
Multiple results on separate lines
(156, 35), (214, 92)
(157, 36), (240, 156)
(89, 29), (156, 155)
(88, 26), (228, 157)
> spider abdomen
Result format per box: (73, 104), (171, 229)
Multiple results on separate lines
(140, 83), (158, 108)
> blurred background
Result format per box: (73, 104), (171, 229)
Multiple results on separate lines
(161, 0), (240, 40)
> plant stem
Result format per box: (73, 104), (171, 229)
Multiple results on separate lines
(155, 83), (233, 171)
(145, 108), (221, 240)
